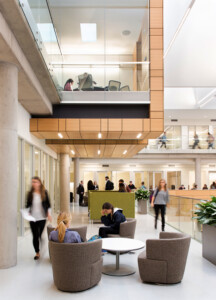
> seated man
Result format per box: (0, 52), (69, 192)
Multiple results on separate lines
(49, 212), (82, 243)
(99, 202), (126, 238)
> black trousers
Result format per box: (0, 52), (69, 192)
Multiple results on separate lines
(79, 194), (83, 205)
(154, 205), (166, 229)
(99, 227), (119, 238)
(30, 220), (46, 253)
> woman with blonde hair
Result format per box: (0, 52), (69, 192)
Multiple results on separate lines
(49, 212), (82, 243)
(26, 176), (52, 260)
(151, 179), (169, 231)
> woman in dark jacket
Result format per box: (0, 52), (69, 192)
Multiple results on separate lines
(26, 176), (52, 260)
(87, 180), (95, 191)
(99, 202), (126, 238)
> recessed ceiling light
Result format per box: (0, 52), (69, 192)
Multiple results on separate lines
(58, 133), (63, 139)
(122, 30), (131, 36)
(123, 150), (127, 155)
(80, 23), (97, 42)
(71, 150), (75, 155)
(98, 133), (102, 139)
(98, 150), (101, 155)
(137, 133), (142, 139)
(35, 151), (39, 155)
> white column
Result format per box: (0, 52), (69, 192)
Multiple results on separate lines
(0, 62), (18, 268)
(60, 154), (70, 212)
(195, 157), (201, 190)
(181, 126), (189, 149)
(74, 158), (80, 203)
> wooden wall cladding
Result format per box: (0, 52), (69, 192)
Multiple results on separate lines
(150, 0), (164, 130)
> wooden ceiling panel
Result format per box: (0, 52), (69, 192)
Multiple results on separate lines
(66, 119), (79, 131)
(74, 145), (87, 157)
(108, 119), (122, 131)
(66, 132), (82, 139)
(107, 132), (121, 139)
(120, 132), (142, 139)
(111, 145), (130, 158)
(40, 132), (69, 139)
(103, 145), (116, 157)
(80, 119), (100, 132)
(80, 132), (99, 139)
(122, 119), (143, 131)
(38, 119), (58, 131)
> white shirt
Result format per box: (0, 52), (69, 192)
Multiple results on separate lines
(31, 193), (46, 221)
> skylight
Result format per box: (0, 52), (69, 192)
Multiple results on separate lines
(80, 23), (97, 42)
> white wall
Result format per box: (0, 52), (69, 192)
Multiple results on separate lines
(18, 103), (57, 159)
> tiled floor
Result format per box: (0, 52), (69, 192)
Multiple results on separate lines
(0, 203), (215, 300)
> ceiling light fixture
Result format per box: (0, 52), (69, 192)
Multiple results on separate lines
(80, 23), (97, 42)
(58, 133), (63, 139)
(98, 150), (101, 155)
(123, 150), (127, 155)
(98, 133), (102, 139)
(164, 0), (196, 59)
(137, 133), (142, 139)
(71, 150), (75, 155)
(122, 30), (131, 36)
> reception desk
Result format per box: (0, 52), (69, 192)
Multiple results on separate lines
(88, 191), (135, 221)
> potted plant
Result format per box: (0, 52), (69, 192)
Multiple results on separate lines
(135, 189), (150, 214)
(194, 196), (216, 265)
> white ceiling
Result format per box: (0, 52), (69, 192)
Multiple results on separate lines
(164, 0), (216, 113)
(51, 7), (147, 55)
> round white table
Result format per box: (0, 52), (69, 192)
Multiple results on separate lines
(102, 238), (145, 276)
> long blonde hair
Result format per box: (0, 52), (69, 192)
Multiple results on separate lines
(158, 179), (167, 191)
(55, 212), (71, 243)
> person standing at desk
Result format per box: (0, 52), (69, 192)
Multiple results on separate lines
(64, 78), (74, 91)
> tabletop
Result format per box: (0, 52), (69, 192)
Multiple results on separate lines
(101, 238), (145, 252)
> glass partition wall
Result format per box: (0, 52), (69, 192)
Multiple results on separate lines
(17, 138), (59, 236)
(19, 0), (150, 98)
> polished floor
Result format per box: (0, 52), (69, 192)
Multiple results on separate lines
(0, 203), (216, 300)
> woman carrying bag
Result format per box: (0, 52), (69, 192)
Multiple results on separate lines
(26, 176), (52, 260)
(151, 179), (169, 232)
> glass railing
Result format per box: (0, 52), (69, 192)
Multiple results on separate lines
(146, 138), (182, 150)
(149, 195), (203, 242)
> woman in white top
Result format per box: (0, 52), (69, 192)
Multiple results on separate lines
(26, 177), (52, 260)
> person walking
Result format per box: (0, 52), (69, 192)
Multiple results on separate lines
(207, 132), (214, 149)
(151, 179), (169, 232)
(105, 176), (114, 190)
(192, 133), (201, 149)
(26, 176), (52, 260)
(160, 132), (167, 149)
(77, 181), (84, 206)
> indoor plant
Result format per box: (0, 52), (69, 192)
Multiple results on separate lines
(135, 189), (150, 214)
(194, 196), (216, 265)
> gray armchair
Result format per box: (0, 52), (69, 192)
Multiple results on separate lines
(107, 218), (137, 239)
(138, 232), (191, 284)
(47, 225), (87, 242)
(49, 240), (102, 292)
